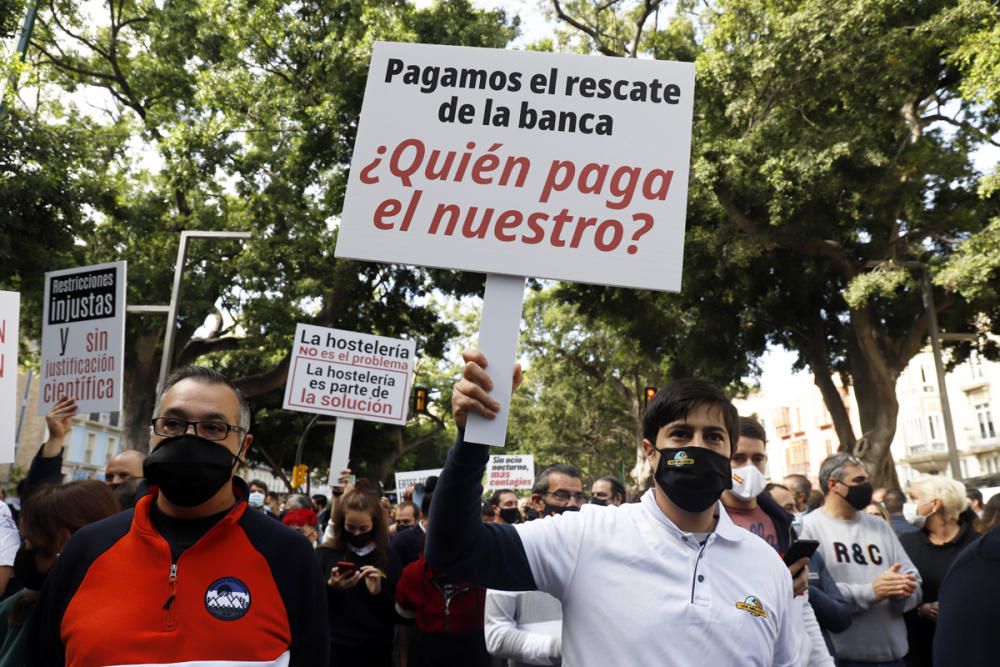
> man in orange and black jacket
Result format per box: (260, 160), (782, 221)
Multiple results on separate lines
(29, 366), (328, 666)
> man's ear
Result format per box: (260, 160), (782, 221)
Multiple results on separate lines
(238, 434), (253, 463)
(641, 438), (656, 459)
(531, 494), (544, 510)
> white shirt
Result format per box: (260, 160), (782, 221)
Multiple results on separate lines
(514, 490), (798, 667)
(0, 502), (18, 567)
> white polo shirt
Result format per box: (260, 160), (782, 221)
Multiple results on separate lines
(515, 490), (798, 666)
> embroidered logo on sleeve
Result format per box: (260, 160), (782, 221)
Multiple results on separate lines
(205, 577), (251, 621)
(667, 451), (695, 467)
(735, 596), (768, 618)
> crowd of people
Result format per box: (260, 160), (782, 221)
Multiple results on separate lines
(0, 357), (996, 666)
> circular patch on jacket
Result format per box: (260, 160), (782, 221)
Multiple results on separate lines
(204, 577), (251, 621)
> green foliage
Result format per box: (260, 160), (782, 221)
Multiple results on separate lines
(935, 218), (1000, 300)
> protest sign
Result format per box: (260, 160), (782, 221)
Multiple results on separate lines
(0, 291), (19, 463)
(283, 323), (416, 425)
(336, 41), (695, 291)
(486, 454), (534, 490)
(394, 468), (443, 496)
(283, 323), (417, 485)
(39, 261), (126, 414)
(336, 42), (695, 446)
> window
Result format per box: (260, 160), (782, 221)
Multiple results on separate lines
(975, 402), (997, 440)
(84, 432), (96, 464)
(109, 412), (120, 427)
(88, 412), (101, 423)
(927, 414), (944, 443)
(961, 458), (970, 479)
(969, 351), (984, 379)
(785, 439), (809, 475)
(106, 436), (118, 463)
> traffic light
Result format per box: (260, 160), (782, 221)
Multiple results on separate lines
(291, 464), (308, 489)
(414, 386), (428, 414)
(644, 386), (657, 405)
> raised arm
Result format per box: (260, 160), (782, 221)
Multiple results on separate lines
(424, 350), (535, 591)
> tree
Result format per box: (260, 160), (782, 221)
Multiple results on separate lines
(10, 0), (518, 479)
(550, 0), (1000, 487)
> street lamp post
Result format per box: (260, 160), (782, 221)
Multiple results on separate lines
(157, 231), (252, 393)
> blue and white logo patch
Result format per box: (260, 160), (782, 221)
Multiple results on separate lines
(205, 577), (251, 621)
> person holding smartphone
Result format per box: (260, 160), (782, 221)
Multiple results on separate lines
(317, 489), (401, 667)
(722, 417), (833, 667)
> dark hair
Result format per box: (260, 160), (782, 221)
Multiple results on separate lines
(248, 479), (269, 493)
(595, 476), (626, 503)
(354, 478), (384, 498)
(311, 494), (328, 509)
(807, 489), (825, 511)
(113, 476), (144, 510)
(783, 474), (812, 497)
(532, 464), (583, 497)
(883, 489), (906, 513)
(642, 379), (738, 454)
(975, 494), (1000, 533)
(396, 500), (420, 520)
(13, 481), (120, 627)
(490, 489), (517, 507)
(321, 489), (390, 570)
(738, 416), (767, 446)
(967, 488), (984, 504)
(764, 482), (789, 494)
(157, 366), (251, 431)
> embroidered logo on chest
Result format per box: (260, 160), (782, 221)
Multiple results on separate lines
(205, 577), (251, 621)
(735, 595), (768, 619)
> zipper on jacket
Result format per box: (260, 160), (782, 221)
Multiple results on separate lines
(690, 540), (708, 604)
(163, 562), (178, 630)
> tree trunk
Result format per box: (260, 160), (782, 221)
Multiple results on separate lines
(121, 324), (162, 453)
(847, 316), (902, 491)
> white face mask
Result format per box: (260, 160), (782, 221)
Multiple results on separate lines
(730, 464), (766, 501)
(248, 491), (265, 508)
(902, 501), (930, 528)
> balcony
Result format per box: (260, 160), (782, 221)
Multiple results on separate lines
(900, 449), (950, 474)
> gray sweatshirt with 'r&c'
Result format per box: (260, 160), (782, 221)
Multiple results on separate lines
(800, 509), (922, 662)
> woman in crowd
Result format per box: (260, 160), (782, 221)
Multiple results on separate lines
(973, 493), (1000, 533)
(898, 475), (978, 667)
(0, 481), (119, 665)
(316, 489), (401, 667)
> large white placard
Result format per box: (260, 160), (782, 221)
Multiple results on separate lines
(283, 323), (417, 426)
(485, 454), (535, 490)
(394, 468), (443, 496)
(39, 261), (126, 414)
(336, 41), (695, 292)
(0, 291), (20, 463)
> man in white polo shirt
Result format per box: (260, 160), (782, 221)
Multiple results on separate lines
(426, 350), (798, 666)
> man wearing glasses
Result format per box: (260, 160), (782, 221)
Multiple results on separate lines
(31, 366), (328, 666)
(531, 464), (587, 518)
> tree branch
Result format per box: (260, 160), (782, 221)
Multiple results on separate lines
(550, 0), (624, 57)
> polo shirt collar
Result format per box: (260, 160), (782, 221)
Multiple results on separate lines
(640, 488), (747, 543)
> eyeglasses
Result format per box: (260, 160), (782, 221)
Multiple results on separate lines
(151, 417), (245, 441)
(545, 491), (588, 504)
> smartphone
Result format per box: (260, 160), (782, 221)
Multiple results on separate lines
(783, 539), (820, 566)
(336, 561), (357, 576)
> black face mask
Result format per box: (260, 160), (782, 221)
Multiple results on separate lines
(346, 530), (373, 548)
(654, 446), (732, 513)
(143, 435), (240, 507)
(499, 507), (521, 524)
(836, 481), (874, 511)
(395, 524), (413, 534)
(542, 503), (580, 517)
(14, 544), (49, 591)
(589, 497), (609, 507)
(108, 482), (122, 492)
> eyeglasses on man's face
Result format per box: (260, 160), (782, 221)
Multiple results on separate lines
(151, 417), (244, 441)
(545, 490), (587, 505)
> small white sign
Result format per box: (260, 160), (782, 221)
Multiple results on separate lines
(394, 468), (443, 496)
(0, 291), (20, 464)
(486, 454), (535, 490)
(337, 41), (696, 292)
(39, 261), (126, 414)
(282, 323), (417, 426)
